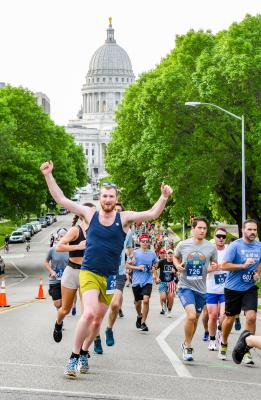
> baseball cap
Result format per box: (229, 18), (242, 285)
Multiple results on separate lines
(139, 234), (150, 241)
(159, 248), (166, 254)
(167, 249), (174, 254)
(57, 228), (68, 238)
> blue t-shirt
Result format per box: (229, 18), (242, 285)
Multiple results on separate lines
(132, 249), (157, 288)
(118, 229), (133, 275)
(224, 239), (261, 291)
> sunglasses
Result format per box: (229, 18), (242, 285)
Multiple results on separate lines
(216, 234), (226, 239)
(101, 182), (117, 189)
(141, 240), (149, 243)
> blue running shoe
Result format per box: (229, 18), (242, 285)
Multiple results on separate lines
(106, 328), (115, 346)
(78, 354), (89, 373)
(94, 336), (103, 354)
(71, 307), (76, 316)
(202, 331), (209, 341)
(234, 318), (241, 331)
(64, 357), (78, 378)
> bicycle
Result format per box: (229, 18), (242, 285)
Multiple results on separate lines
(4, 242), (9, 253)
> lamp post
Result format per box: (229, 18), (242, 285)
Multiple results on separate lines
(185, 101), (246, 226)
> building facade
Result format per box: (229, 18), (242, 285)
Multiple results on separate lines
(67, 18), (135, 180)
(35, 92), (51, 115)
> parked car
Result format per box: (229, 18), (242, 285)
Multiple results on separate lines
(21, 223), (34, 236)
(45, 215), (52, 225)
(46, 212), (57, 222)
(58, 207), (68, 215)
(30, 220), (42, 233)
(0, 256), (5, 274)
(39, 217), (47, 228)
(9, 231), (26, 243)
(92, 192), (99, 200)
(17, 227), (31, 239)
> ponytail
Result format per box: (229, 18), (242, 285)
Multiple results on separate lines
(72, 215), (79, 226)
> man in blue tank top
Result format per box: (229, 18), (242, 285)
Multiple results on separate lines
(219, 219), (261, 363)
(40, 160), (173, 378)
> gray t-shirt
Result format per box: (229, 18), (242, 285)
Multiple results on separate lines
(174, 238), (217, 293)
(46, 247), (69, 285)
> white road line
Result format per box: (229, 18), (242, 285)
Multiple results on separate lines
(5, 261), (29, 288)
(156, 314), (192, 378)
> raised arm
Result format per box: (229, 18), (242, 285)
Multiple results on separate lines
(40, 161), (94, 223)
(122, 183), (172, 227)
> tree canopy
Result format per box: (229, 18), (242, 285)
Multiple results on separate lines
(0, 85), (87, 219)
(106, 15), (261, 236)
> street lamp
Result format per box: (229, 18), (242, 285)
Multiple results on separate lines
(185, 101), (246, 225)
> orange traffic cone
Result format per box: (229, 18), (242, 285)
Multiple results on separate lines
(0, 279), (10, 307)
(36, 276), (46, 299)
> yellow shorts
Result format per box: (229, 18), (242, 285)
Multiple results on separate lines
(79, 270), (113, 305)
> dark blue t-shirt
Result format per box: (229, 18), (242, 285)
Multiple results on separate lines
(81, 211), (126, 277)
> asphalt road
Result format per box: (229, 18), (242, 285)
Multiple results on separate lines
(0, 206), (261, 400)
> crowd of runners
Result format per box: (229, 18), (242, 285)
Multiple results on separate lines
(40, 160), (261, 379)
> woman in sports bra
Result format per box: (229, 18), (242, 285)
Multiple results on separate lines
(52, 202), (96, 343)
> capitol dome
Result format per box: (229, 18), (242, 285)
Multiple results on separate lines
(87, 19), (134, 78)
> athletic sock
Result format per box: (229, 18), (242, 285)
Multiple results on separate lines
(221, 342), (227, 347)
(55, 321), (62, 330)
(70, 352), (79, 359)
(210, 336), (216, 340)
(80, 349), (88, 356)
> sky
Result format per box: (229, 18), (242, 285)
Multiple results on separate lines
(0, 0), (260, 126)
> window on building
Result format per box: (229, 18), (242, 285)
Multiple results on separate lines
(109, 77), (112, 82)
(92, 159), (94, 164)
(85, 149), (88, 155)
(103, 77), (106, 82)
(115, 77), (118, 82)
(122, 78), (124, 82)
(102, 100), (106, 112)
(127, 78), (129, 82)
(97, 78), (99, 82)
(92, 149), (95, 156)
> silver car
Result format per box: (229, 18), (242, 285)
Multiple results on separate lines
(9, 231), (26, 243)
(17, 228), (31, 239)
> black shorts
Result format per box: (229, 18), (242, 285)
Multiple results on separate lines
(115, 274), (126, 292)
(224, 285), (258, 316)
(49, 283), (62, 301)
(132, 284), (152, 302)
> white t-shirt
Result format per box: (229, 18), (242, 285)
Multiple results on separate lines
(206, 245), (227, 294)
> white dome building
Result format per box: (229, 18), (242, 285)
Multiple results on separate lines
(67, 18), (135, 180)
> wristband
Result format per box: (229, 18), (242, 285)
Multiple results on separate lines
(160, 194), (168, 201)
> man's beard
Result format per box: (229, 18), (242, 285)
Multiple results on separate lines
(247, 234), (256, 242)
(100, 203), (115, 213)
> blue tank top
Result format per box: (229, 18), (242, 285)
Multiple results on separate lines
(81, 211), (126, 277)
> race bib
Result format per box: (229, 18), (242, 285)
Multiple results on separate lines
(214, 273), (227, 285)
(143, 264), (152, 273)
(106, 274), (117, 294)
(54, 268), (64, 280)
(241, 271), (254, 283)
(186, 263), (203, 280)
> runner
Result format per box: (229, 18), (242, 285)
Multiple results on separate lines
(44, 228), (68, 310)
(156, 249), (178, 317)
(128, 234), (157, 331)
(53, 204), (95, 343)
(206, 227), (228, 350)
(40, 160), (172, 378)
(218, 219), (261, 363)
(105, 202), (134, 346)
(173, 217), (217, 361)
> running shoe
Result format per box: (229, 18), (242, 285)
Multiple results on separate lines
(105, 328), (115, 346)
(160, 309), (165, 315)
(167, 310), (172, 318)
(136, 316), (142, 329)
(78, 354), (89, 373)
(71, 307), (76, 316)
(216, 328), (221, 345)
(218, 343), (227, 360)
(94, 336), (103, 354)
(181, 343), (193, 361)
(232, 330), (252, 364)
(53, 321), (63, 343)
(140, 322), (149, 332)
(162, 302), (167, 313)
(118, 309), (124, 318)
(202, 331), (209, 341)
(234, 317), (241, 331)
(64, 357), (78, 378)
(208, 340), (217, 351)
(242, 351), (254, 365)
